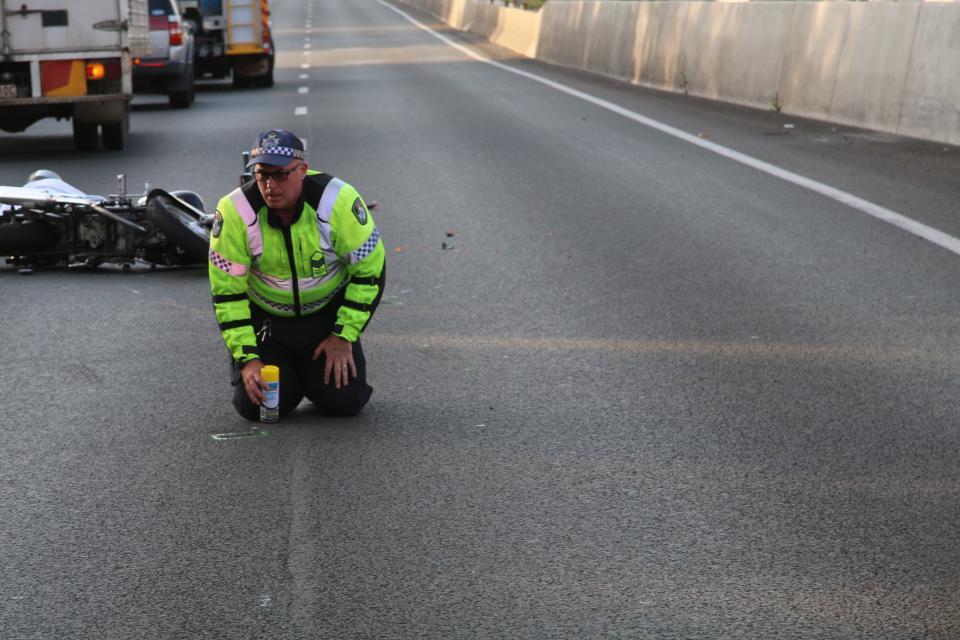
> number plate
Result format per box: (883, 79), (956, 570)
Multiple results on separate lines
(0, 84), (17, 98)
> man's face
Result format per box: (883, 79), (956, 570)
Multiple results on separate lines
(254, 159), (307, 211)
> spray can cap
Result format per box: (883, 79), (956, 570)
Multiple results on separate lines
(261, 365), (279, 382)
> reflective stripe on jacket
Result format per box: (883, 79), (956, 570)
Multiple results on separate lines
(209, 170), (386, 364)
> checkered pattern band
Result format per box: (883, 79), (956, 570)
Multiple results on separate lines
(210, 250), (247, 276)
(250, 287), (295, 313)
(250, 285), (340, 314)
(350, 227), (380, 263)
(250, 146), (304, 160)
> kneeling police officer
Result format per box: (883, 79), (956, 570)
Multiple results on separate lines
(209, 129), (385, 419)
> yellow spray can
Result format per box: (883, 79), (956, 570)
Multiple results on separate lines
(260, 365), (280, 423)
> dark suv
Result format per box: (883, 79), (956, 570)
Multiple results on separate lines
(133, 0), (196, 108)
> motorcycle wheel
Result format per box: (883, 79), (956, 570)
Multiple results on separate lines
(0, 221), (59, 253)
(146, 191), (210, 264)
(170, 190), (206, 214)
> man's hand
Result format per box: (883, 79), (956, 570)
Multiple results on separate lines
(241, 359), (269, 405)
(312, 334), (355, 389)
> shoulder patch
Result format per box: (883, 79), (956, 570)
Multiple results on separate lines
(212, 210), (223, 238)
(351, 198), (368, 225)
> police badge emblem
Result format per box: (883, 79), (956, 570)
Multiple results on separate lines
(352, 198), (367, 225)
(262, 130), (280, 147)
(212, 210), (224, 238)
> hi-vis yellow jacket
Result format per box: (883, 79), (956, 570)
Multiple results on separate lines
(208, 171), (385, 365)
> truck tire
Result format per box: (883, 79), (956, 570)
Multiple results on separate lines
(73, 121), (99, 151)
(102, 107), (129, 151)
(254, 52), (275, 88)
(253, 69), (273, 88)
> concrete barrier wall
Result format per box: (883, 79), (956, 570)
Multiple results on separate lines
(830, 4), (920, 134)
(467, 3), (541, 58)
(631, 2), (688, 92)
(900, 6), (960, 146)
(397, 0), (960, 146)
(681, 3), (794, 109)
(413, 0), (471, 27)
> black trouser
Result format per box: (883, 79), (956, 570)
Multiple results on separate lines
(231, 300), (373, 421)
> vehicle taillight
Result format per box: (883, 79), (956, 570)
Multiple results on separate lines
(86, 62), (105, 81)
(169, 16), (183, 46)
(85, 58), (122, 95)
(88, 59), (121, 81)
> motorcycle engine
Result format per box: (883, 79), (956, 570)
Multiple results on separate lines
(78, 217), (106, 249)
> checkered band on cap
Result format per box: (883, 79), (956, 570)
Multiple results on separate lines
(250, 146), (304, 160)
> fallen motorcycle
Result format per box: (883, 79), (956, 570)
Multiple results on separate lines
(0, 172), (212, 274)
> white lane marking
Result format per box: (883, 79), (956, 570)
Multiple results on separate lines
(295, 106), (308, 116)
(304, 43), (311, 49)
(298, 86), (309, 94)
(300, 63), (309, 69)
(375, 0), (960, 259)
(299, 73), (308, 79)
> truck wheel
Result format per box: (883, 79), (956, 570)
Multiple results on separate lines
(102, 122), (126, 150)
(254, 67), (274, 88)
(102, 117), (128, 151)
(73, 121), (99, 151)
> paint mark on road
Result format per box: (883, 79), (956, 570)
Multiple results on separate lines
(210, 429), (269, 441)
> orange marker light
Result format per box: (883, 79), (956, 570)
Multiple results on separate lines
(85, 62), (105, 81)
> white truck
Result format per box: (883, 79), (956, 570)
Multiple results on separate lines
(0, 0), (149, 150)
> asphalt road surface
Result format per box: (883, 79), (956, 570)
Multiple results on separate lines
(1, 0), (959, 638)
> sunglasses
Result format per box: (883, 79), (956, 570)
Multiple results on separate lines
(253, 163), (301, 183)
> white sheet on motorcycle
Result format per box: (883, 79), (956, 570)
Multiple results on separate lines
(0, 186), (97, 208)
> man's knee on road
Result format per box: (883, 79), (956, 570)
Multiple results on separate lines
(305, 382), (371, 417)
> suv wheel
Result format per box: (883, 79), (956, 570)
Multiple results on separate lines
(169, 66), (195, 109)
